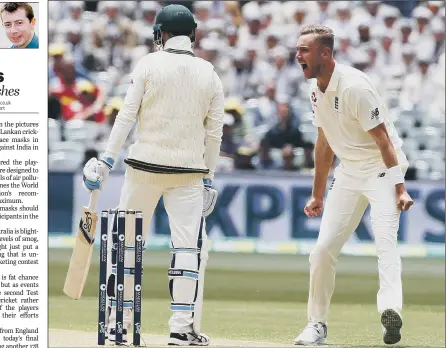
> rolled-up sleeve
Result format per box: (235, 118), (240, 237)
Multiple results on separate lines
(104, 57), (146, 159)
(203, 70), (225, 180)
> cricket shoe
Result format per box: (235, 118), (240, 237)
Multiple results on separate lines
(168, 332), (210, 346)
(294, 322), (327, 345)
(107, 328), (128, 344)
(381, 309), (402, 345)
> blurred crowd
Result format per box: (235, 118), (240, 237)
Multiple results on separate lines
(48, 0), (445, 180)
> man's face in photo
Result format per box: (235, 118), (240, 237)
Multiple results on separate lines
(2, 7), (35, 48)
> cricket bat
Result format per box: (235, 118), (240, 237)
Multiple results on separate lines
(63, 190), (100, 300)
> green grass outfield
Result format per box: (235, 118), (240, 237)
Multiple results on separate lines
(49, 249), (445, 347)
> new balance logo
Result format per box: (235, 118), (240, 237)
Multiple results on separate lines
(334, 97), (339, 110)
(377, 172), (386, 178)
(371, 108), (379, 119)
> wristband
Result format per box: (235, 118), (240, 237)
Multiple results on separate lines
(388, 165), (404, 186)
(203, 179), (212, 188)
(101, 157), (115, 170)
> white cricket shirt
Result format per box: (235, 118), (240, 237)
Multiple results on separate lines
(104, 36), (224, 179)
(310, 62), (405, 174)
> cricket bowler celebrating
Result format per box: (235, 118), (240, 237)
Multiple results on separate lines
(82, 4), (224, 346)
(293, 25), (413, 346)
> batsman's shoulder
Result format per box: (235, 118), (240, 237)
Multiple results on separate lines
(197, 56), (215, 69)
(196, 57), (218, 80)
(134, 53), (155, 68)
(144, 50), (162, 60)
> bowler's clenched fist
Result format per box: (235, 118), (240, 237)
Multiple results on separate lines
(304, 196), (324, 217)
(397, 191), (414, 211)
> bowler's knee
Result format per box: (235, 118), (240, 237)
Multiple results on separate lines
(371, 210), (400, 232)
(309, 246), (336, 268)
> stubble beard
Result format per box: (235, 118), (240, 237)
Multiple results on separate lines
(313, 62), (322, 79)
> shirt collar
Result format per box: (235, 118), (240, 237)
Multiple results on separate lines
(27, 33), (39, 48)
(11, 32), (39, 48)
(164, 36), (193, 52)
(325, 60), (340, 92)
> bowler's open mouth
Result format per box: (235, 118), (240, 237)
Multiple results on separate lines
(301, 63), (308, 70)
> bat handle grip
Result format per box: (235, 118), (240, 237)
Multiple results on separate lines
(88, 190), (99, 210)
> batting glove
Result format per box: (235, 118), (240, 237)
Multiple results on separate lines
(82, 157), (114, 191)
(202, 179), (218, 217)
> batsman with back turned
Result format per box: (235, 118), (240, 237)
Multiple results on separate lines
(82, 4), (224, 346)
(293, 24), (414, 346)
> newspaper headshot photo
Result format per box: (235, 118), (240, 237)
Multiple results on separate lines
(0, 2), (39, 48)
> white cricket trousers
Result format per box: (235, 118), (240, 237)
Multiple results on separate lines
(308, 152), (409, 324)
(107, 167), (204, 334)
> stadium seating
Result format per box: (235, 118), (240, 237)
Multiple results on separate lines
(48, 1), (445, 180)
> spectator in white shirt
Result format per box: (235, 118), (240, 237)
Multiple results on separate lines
(206, 18), (226, 39)
(65, 27), (85, 68)
(262, 28), (281, 61)
(222, 48), (248, 98)
(57, 1), (85, 40)
(396, 17), (415, 45)
(314, 1), (331, 26)
(132, 1), (159, 36)
(356, 19), (373, 49)
(411, 6), (434, 46)
(238, 2), (264, 49)
(430, 52), (445, 115)
(192, 1), (212, 22)
(427, 1), (444, 18)
(259, 1), (285, 26)
(439, 7), (445, 25)
(379, 5), (401, 37)
(325, 2), (356, 41)
(430, 18), (445, 62)
(93, 1), (137, 48)
(375, 31), (402, 73)
(257, 80), (279, 128)
(399, 52), (437, 112)
(333, 30), (353, 65)
(270, 45), (300, 99)
(401, 44), (416, 74)
(225, 25), (238, 48)
(364, 41), (380, 73)
(353, 0), (382, 28)
(284, 2), (311, 37)
(243, 41), (273, 99)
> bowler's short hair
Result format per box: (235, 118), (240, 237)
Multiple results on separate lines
(300, 24), (334, 52)
(1, 2), (34, 22)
